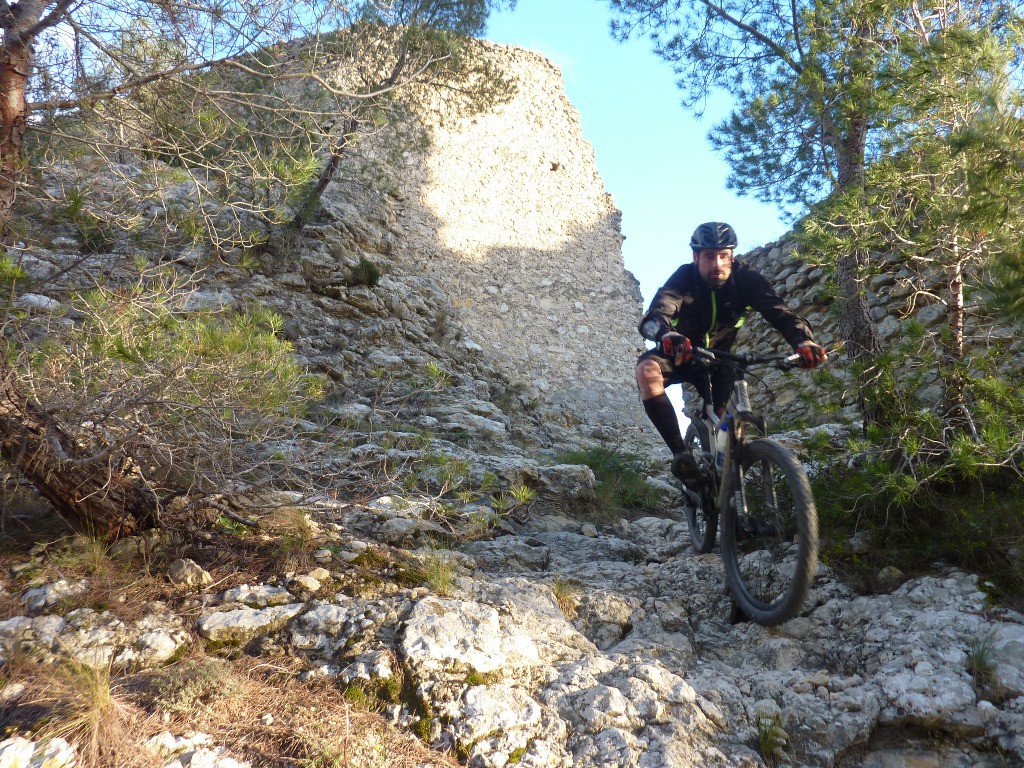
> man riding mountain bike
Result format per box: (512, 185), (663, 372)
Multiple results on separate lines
(635, 221), (827, 484)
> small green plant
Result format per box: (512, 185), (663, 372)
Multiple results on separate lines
(968, 631), (998, 692)
(755, 706), (788, 765)
(509, 483), (536, 505)
(50, 534), (111, 574)
(352, 546), (391, 569)
(424, 360), (452, 389)
(465, 505), (500, 529)
(0, 252), (27, 293)
(478, 471), (500, 496)
(421, 453), (472, 496)
(489, 483), (537, 521)
(490, 492), (513, 515)
(550, 576), (581, 620)
(348, 257), (382, 287)
(215, 514), (254, 535)
(166, 204), (211, 245)
(417, 546), (457, 597)
(557, 447), (666, 522)
(62, 187), (88, 220)
(145, 656), (237, 714)
(76, 217), (115, 254)
(412, 715), (434, 741)
(342, 680), (372, 708)
(463, 670), (500, 686)
(62, 187), (116, 253)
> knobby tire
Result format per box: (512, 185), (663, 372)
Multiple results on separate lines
(721, 438), (818, 626)
(683, 422), (718, 554)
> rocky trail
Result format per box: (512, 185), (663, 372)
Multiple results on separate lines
(3, 484), (1024, 768)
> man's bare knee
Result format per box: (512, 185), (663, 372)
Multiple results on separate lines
(635, 360), (665, 399)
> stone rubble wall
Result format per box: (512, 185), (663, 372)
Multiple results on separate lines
(735, 238), (1024, 430)
(322, 42), (650, 450)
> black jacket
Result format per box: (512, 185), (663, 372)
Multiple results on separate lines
(639, 259), (814, 351)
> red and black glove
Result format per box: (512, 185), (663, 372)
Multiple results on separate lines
(794, 341), (827, 369)
(660, 332), (692, 365)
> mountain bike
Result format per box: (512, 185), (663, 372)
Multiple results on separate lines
(679, 347), (819, 626)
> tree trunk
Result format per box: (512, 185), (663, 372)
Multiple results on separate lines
(0, 359), (158, 538)
(941, 244), (967, 429)
(0, 10), (157, 536)
(833, 112), (881, 365)
(0, 37), (32, 240)
(292, 117), (359, 229)
(835, 249), (879, 360)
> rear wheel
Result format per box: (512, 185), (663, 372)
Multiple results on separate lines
(721, 438), (817, 625)
(682, 421), (718, 554)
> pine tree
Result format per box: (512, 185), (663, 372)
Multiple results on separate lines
(606, 0), (1023, 391)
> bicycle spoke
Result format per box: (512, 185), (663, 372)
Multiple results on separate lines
(736, 460), (796, 602)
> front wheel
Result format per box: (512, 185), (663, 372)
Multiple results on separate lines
(721, 438), (818, 626)
(682, 421), (718, 554)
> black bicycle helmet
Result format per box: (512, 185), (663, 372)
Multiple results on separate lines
(690, 222), (738, 250)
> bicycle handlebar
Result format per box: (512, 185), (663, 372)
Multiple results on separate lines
(691, 346), (804, 370)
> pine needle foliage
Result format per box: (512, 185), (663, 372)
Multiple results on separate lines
(7, 1), (518, 247)
(349, 257), (383, 287)
(794, 20), (1024, 590)
(11, 266), (323, 500)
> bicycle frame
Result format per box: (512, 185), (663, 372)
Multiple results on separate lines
(691, 366), (770, 509)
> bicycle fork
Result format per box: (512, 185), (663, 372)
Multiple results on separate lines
(714, 379), (752, 513)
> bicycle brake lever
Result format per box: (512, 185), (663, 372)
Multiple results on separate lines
(694, 348), (717, 362)
(780, 353), (802, 369)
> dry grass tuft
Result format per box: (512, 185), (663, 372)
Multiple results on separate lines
(551, 575), (581, 620)
(0, 507), (463, 768)
(261, 507), (319, 569)
(4, 659), (159, 768)
(132, 655), (460, 768)
(0, 579), (21, 620)
(4, 653), (462, 768)
(0, 535), (186, 626)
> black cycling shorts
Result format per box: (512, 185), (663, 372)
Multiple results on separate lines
(637, 347), (737, 412)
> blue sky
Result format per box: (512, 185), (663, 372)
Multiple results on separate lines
(485, 0), (789, 304)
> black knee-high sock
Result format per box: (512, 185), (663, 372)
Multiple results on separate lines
(642, 394), (685, 453)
